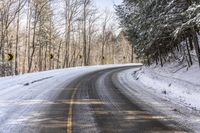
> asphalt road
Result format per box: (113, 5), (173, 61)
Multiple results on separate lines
(39, 67), (189, 133)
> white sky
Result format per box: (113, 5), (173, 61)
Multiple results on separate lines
(94, 0), (123, 12)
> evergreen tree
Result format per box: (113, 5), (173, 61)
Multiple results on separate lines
(116, 0), (200, 67)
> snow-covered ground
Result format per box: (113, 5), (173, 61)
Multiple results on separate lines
(117, 62), (200, 132)
(136, 63), (200, 111)
(1, 62), (199, 132)
(0, 64), (139, 133)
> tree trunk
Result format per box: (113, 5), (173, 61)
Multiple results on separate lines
(131, 45), (134, 63)
(158, 47), (163, 67)
(28, 11), (37, 73)
(188, 35), (194, 50)
(1, 19), (5, 76)
(57, 41), (62, 69)
(14, 0), (21, 75)
(186, 38), (193, 66)
(192, 30), (200, 66)
(101, 43), (105, 64)
(83, 1), (87, 66)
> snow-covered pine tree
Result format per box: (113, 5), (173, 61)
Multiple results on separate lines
(116, 0), (200, 67)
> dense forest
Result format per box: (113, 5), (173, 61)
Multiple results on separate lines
(116, 0), (200, 67)
(0, 0), (138, 77)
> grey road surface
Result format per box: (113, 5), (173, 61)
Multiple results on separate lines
(39, 67), (189, 133)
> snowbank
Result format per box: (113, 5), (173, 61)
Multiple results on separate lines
(117, 62), (200, 132)
(135, 63), (200, 111)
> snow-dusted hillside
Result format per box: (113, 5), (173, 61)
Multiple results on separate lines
(135, 63), (200, 111)
(117, 62), (200, 132)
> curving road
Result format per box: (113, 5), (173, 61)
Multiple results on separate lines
(39, 67), (189, 133)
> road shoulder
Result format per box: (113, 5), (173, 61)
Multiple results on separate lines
(114, 68), (198, 132)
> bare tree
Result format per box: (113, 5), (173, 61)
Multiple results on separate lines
(101, 11), (112, 64)
(63, 0), (81, 68)
(0, 0), (26, 76)
(82, 0), (91, 66)
(28, 0), (50, 72)
(87, 8), (99, 65)
(0, 0), (137, 77)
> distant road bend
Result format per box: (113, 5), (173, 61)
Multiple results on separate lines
(40, 66), (189, 133)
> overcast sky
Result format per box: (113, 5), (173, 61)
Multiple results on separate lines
(94, 0), (123, 12)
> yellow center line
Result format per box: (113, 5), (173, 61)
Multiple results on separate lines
(67, 88), (78, 133)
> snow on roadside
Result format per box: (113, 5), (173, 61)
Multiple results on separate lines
(0, 64), (139, 101)
(116, 63), (200, 132)
(0, 64), (139, 133)
(0, 64), (137, 89)
(135, 63), (200, 111)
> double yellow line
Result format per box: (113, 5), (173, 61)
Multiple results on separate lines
(67, 88), (78, 133)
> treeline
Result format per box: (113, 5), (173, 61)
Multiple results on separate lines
(116, 0), (200, 67)
(0, 0), (136, 77)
